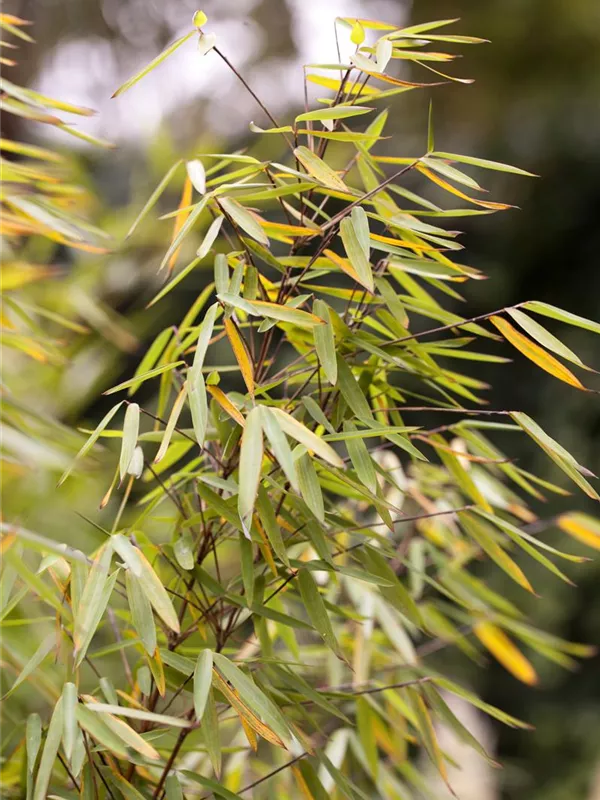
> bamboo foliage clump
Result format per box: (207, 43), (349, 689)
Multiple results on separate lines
(3, 12), (600, 800)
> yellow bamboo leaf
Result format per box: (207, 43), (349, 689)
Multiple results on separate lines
(167, 176), (193, 275)
(323, 248), (363, 287)
(292, 766), (314, 799)
(370, 232), (435, 251)
(254, 517), (278, 576)
(558, 512), (600, 550)
(224, 318), (254, 396)
(490, 316), (585, 389)
(306, 74), (380, 95)
(240, 716), (258, 751)
(257, 219), (321, 236)
(1, 262), (59, 291)
(474, 621), (538, 685)
(417, 165), (512, 210)
(206, 384), (246, 427)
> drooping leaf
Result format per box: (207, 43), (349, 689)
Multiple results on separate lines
(238, 406), (263, 536)
(112, 31), (195, 97)
(474, 621), (538, 685)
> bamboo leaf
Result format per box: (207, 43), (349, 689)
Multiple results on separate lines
(84, 703), (193, 728)
(26, 713), (42, 774)
(298, 568), (344, 660)
(260, 406), (298, 490)
(294, 146), (349, 192)
(104, 363), (184, 395)
(344, 420), (377, 494)
(189, 373), (208, 448)
(62, 682), (78, 761)
(219, 196), (269, 245)
(33, 696), (63, 800)
(474, 621), (538, 685)
(522, 301), (600, 335)
(507, 308), (590, 370)
(238, 407), (263, 536)
(112, 31), (195, 97)
(339, 210), (374, 292)
(155, 384), (187, 463)
(196, 214), (224, 259)
(119, 402), (140, 480)
(193, 649), (213, 720)
(126, 161), (183, 239)
(73, 544), (115, 666)
(4, 632), (55, 699)
(313, 299), (338, 385)
(431, 151), (536, 176)
(295, 105), (374, 123)
(297, 452), (325, 522)
(136, 549), (180, 633)
(268, 407), (344, 467)
(336, 356), (374, 421)
(224, 318), (254, 396)
(557, 512), (600, 550)
(58, 402), (123, 485)
(491, 316), (585, 389)
(126, 570), (157, 656)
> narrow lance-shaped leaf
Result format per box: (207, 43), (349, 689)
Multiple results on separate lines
(155, 384), (187, 464)
(557, 512), (600, 550)
(119, 402), (140, 481)
(73, 543), (114, 666)
(297, 451), (325, 522)
(196, 214), (224, 259)
(490, 316), (585, 390)
(507, 307), (592, 370)
(297, 568), (344, 660)
(313, 299), (337, 385)
(193, 649), (213, 720)
(294, 145), (349, 191)
(126, 570), (157, 656)
(336, 355), (374, 421)
(268, 406), (344, 467)
(344, 420), (377, 494)
(58, 401), (123, 486)
(339, 210), (374, 293)
(522, 301), (600, 335)
(474, 621), (538, 686)
(238, 407), (263, 537)
(224, 318), (254, 396)
(3, 633), (55, 700)
(189, 372), (209, 448)
(239, 532), (255, 605)
(136, 549), (181, 633)
(260, 406), (298, 490)
(186, 158), (206, 194)
(62, 682), (78, 762)
(126, 160), (183, 239)
(219, 196), (269, 246)
(112, 31), (196, 97)
(295, 105), (374, 122)
(26, 713), (42, 775)
(33, 696), (63, 800)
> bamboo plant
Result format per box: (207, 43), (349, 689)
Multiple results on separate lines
(3, 11), (600, 800)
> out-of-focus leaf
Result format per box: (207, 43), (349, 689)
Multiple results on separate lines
(474, 621), (538, 685)
(126, 160), (182, 239)
(26, 713), (42, 774)
(3, 632), (55, 699)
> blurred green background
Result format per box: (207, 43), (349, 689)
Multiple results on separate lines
(3, 0), (600, 797)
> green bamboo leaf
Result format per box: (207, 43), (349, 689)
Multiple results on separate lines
(190, 302), (218, 385)
(33, 696), (63, 800)
(260, 406), (298, 490)
(357, 697), (378, 779)
(125, 571), (157, 656)
(508, 308), (592, 369)
(159, 195), (210, 271)
(26, 713), (42, 775)
(74, 566), (119, 668)
(84, 703), (193, 728)
(126, 161), (183, 239)
(297, 452), (325, 522)
(112, 31), (196, 97)
(522, 301), (600, 335)
(189, 373), (208, 448)
(201, 689), (221, 776)
(147, 257), (204, 307)
(313, 299), (338, 385)
(196, 214), (224, 259)
(268, 406), (344, 467)
(340, 210), (374, 292)
(193, 649), (213, 720)
(4, 632), (55, 699)
(105, 363), (184, 395)
(119, 402), (140, 481)
(214, 252), (229, 294)
(219, 196), (269, 245)
(238, 406), (264, 537)
(74, 705), (129, 759)
(112, 533), (143, 577)
(62, 682), (78, 761)
(297, 567), (344, 660)
(344, 421), (377, 494)
(211, 652), (291, 746)
(239, 531), (255, 605)
(58, 401), (123, 485)
(336, 356), (374, 421)
(295, 105), (374, 122)
(359, 546), (422, 626)
(155, 384), (187, 464)
(431, 151), (536, 176)
(128, 328), (173, 397)
(511, 412), (599, 500)
(294, 145), (349, 191)
(136, 549), (181, 633)
(165, 774), (184, 800)
(181, 773), (242, 800)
